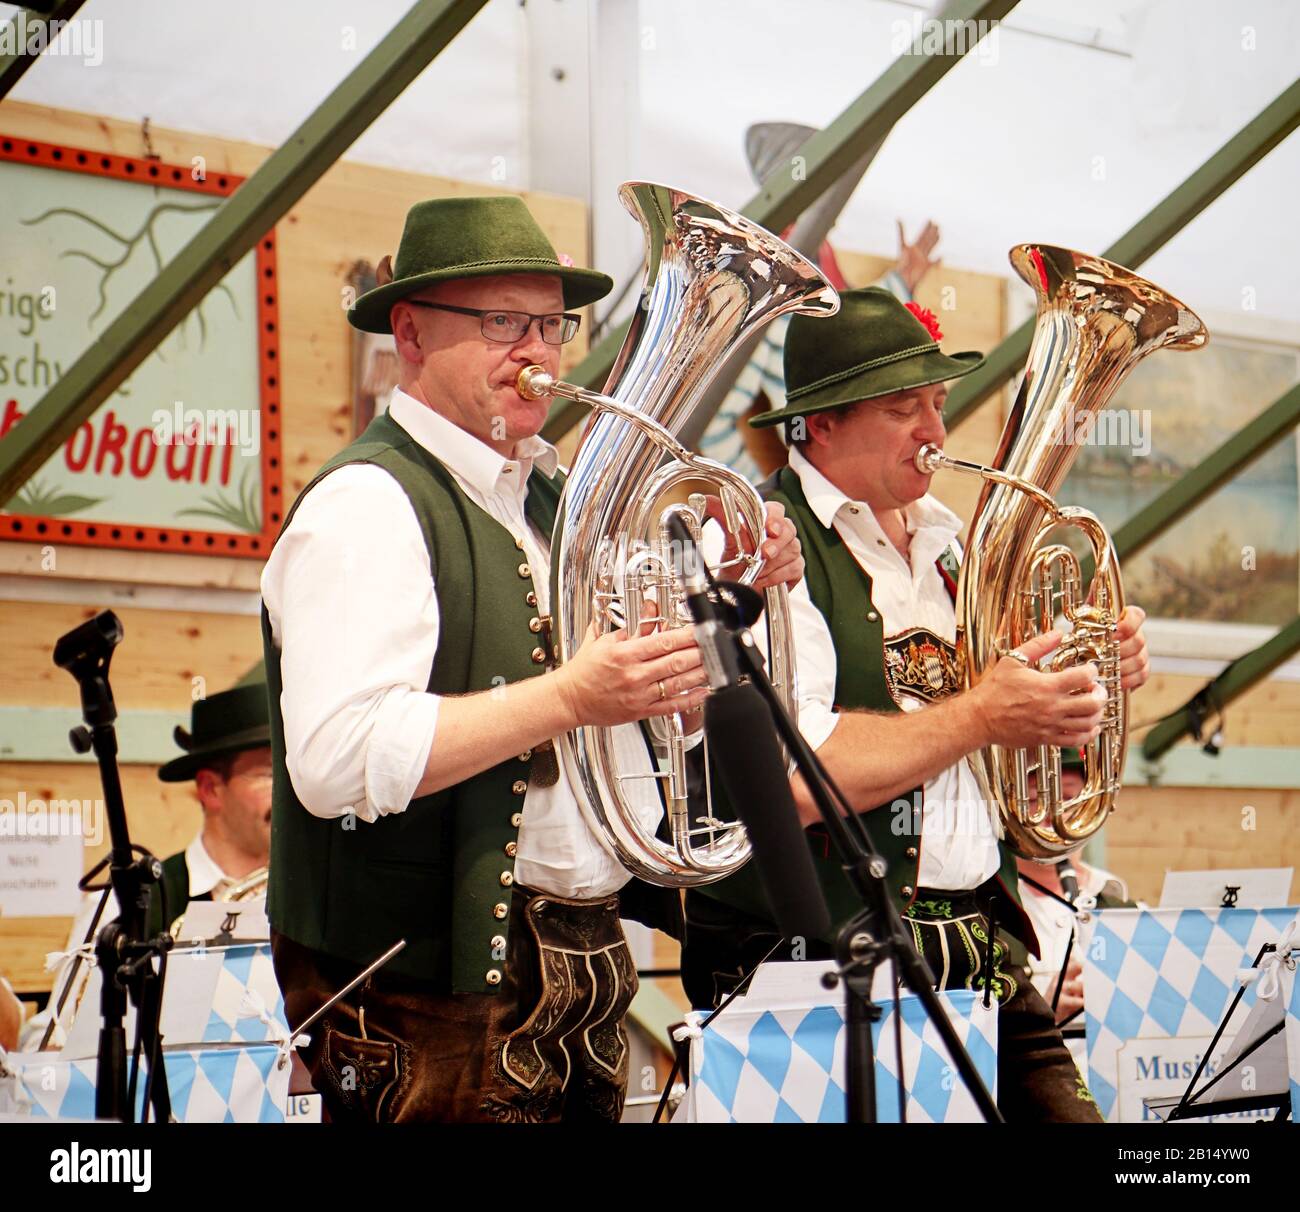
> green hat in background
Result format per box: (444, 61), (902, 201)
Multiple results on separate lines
(1060, 746), (1087, 772)
(347, 195), (613, 334)
(158, 662), (271, 783)
(750, 286), (984, 428)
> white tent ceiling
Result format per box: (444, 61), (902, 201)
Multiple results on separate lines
(4, 0), (1298, 325)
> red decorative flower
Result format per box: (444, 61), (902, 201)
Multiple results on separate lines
(905, 302), (943, 342)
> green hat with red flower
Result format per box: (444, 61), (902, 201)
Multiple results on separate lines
(750, 285), (984, 428)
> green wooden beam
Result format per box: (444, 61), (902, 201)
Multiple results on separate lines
(542, 0), (1018, 443)
(0, 0), (87, 99)
(1080, 381), (1300, 583)
(1141, 616), (1300, 761)
(944, 77), (1300, 431)
(0, 0), (489, 502)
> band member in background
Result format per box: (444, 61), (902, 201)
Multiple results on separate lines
(1013, 751), (1136, 1032)
(150, 668), (273, 936)
(681, 287), (1151, 1122)
(261, 196), (803, 1123)
(28, 668), (272, 1050)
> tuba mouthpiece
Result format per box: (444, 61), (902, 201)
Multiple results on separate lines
(914, 444), (944, 474)
(516, 365), (555, 400)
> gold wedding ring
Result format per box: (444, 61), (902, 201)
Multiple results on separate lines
(657, 679), (668, 701)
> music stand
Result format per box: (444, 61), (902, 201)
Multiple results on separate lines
(1148, 943), (1294, 1123)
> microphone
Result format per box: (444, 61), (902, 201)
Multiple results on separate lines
(1056, 857), (1080, 905)
(666, 513), (742, 689)
(705, 682), (831, 941)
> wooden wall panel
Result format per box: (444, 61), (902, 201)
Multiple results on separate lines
(1104, 786), (1299, 906)
(1, 601), (264, 711)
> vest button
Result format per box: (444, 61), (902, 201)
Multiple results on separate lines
(514, 536), (525, 550)
(485, 969), (502, 986)
(493, 902), (508, 919)
(510, 812), (523, 828)
(504, 841), (518, 858)
(866, 611), (879, 623)
(518, 749), (532, 762)
(490, 934), (507, 950)
(905, 847), (918, 860)
(529, 617), (542, 633)
(526, 591), (538, 607)
(531, 647), (546, 664)
(518, 563), (531, 578)
(512, 779), (527, 795)
(901, 884), (915, 899)
(499, 871), (514, 887)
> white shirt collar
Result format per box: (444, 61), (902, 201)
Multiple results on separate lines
(787, 445), (963, 545)
(387, 387), (559, 498)
(185, 834), (233, 898)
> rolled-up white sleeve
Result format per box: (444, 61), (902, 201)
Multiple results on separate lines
(700, 518), (841, 752)
(785, 578), (841, 752)
(261, 465), (440, 822)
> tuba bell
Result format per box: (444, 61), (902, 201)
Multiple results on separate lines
(516, 182), (839, 886)
(915, 244), (1206, 860)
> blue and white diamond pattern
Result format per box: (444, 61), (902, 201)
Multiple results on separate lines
(1283, 961), (1300, 1123)
(2, 1044), (290, 1122)
(681, 987), (998, 1123)
(201, 943), (287, 1044)
(1084, 907), (1296, 1122)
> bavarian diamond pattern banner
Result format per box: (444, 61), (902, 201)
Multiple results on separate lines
(1283, 961), (1300, 1123)
(676, 963), (999, 1123)
(199, 942), (287, 1045)
(0, 1044), (290, 1122)
(1083, 906), (1297, 1122)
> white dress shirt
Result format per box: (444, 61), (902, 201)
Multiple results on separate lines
(185, 833), (238, 899)
(783, 447), (1002, 891)
(261, 388), (658, 900)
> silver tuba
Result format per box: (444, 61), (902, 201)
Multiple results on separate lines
(517, 182), (839, 886)
(916, 244), (1206, 859)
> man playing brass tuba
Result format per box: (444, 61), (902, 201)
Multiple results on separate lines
(681, 287), (1152, 1122)
(260, 196), (803, 1123)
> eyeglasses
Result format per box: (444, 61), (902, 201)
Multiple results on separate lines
(405, 300), (582, 345)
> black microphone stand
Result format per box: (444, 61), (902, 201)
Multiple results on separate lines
(54, 611), (173, 1123)
(718, 601), (1003, 1124)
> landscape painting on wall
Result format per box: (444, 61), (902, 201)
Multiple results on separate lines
(1061, 332), (1298, 629)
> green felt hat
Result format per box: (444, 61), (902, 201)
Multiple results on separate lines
(158, 666), (271, 783)
(347, 195), (613, 334)
(750, 286), (985, 428)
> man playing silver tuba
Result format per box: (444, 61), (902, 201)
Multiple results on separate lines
(260, 196), (803, 1123)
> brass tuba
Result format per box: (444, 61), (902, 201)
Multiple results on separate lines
(915, 244), (1206, 860)
(516, 182), (839, 886)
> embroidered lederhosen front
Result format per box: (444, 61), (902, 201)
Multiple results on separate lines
(902, 887), (1018, 1004)
(483, 889), (638, 1124)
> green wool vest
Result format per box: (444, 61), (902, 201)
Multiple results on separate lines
(145, 850), (196, 938)
(262, 411), (562, 992)
(698, 464), (1034, 950)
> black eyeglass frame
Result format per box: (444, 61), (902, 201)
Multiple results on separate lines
(403, 300), (582, 345)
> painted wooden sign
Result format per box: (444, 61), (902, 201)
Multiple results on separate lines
(0, 135), (281, 558)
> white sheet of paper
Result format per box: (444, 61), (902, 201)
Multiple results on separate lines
(1158, 869), (1293, 909)
(730, 960), (898, 1011)
(0, 828), (83, 916)
(176, 898), (269, 942)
